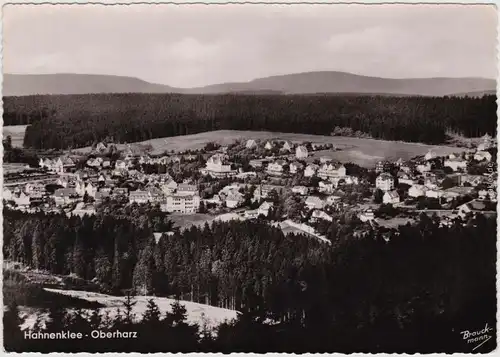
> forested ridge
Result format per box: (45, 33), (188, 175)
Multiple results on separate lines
(3, 93), (496, 149)
(3, 206), (496, 352)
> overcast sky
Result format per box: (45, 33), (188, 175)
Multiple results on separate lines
(3, 4), (497, 88)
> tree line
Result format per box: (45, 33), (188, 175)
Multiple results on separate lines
(3, 206), (496, 352)
(2, 93), (496, 150)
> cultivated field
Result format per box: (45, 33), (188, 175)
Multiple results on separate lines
(21, 288), (239, 331)
(3, 125), (28, 147)
(76, 130), (471, 167)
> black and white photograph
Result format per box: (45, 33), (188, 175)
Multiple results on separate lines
(2, 2), (497, 353)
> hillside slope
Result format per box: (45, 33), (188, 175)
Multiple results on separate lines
(3, 73), (176, 96)
(4, 71), (496, 97)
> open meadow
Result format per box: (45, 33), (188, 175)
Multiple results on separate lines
(3, 125), (28, 147)
(75, 130), (470, 167)
(28, 288), (238, 331)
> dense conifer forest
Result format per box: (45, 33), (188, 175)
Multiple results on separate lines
(3, 93), (496, 149)
(3, 206), (496, 352)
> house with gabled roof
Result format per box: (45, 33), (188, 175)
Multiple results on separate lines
(295, 145), (309, 159)
(383, 190), (400, 204)
(289, 161), (304, 174)
(305, 196), (324, 210)
(304, 164), (319, 177)
(282, 141), (293, 152)
(318, 162), (346, 180)
(376, 173), (395, 191)
(246, 139), (257, 149)
(264, 141), (274, 150)
(266, 160), (287, 176)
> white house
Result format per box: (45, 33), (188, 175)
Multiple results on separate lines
(96, 142), (107, 153)
(264, 141), (274, 150)
(397, 171), (414, 186)
(246, 139), (257, 149)
(75, 181), (86, 196)
(266, 160), (286, 176)
(292, 186), (309, 195)
(3, 188), (13, 201)
(289, 161), (304, 174)
(416, 162), (432, 174)
(317, 163), (346, 180)
(129, 190), (153, 204)
(333, 176), (359, 186)
(177, 184), (198, 195)
(200, 154), (237, 178)
(425, 189), (443, 199)
(425, 150), (437, 161)
(376, 161), (390, 173)
(258, 201), (274, 216)
(115, 160), (127, 170)
(444, 157), (468, 171)
(87, 157), (103, 168)
(225, 193), (244, 208)
(282, 141), (293, 152)
(359, 209), (375, 222)
(304, 164), (319, 177)
(376, 173), (395, 192)
(162, 179), (178, 194)
(325, 195), (342, 206)
(85, 183), (98, 198)
(25, 183), (46, 198)
(71, 202), (96, 217)
(408, 184), (427, 198)
(296, 145), (309, 159)
(395, 158), (405, 167)
(383, 190), (400, 204)
(478, 189), (496, 201)
(474, 151), (492, 162)
(477, 134), (493, 151)
(54, 188), (78, 206)
(319, 157), (331, 164)
(305, 196), (324, 210)
(12, 192), (30, 206)
(318, 181), (335, 194)
(457, 200), (489, 219)
(424, 177), (439, 190)
(311, 210), (333, 222)
(161, 192), (200, 214)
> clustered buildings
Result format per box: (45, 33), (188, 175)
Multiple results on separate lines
(3, 135), (497, 236)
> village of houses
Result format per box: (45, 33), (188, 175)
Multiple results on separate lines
(3, 134), (497, 243)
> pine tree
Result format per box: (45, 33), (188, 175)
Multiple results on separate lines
(3, 301), (25, 352)
(89, 309), (102, 330)
(72, 232), (86, 278)
(123, 291), (137, 325)
(166, 300), (188, 327)
(142, 298), (161, 326)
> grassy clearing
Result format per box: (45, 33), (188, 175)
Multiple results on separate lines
(75, 130), (470, 167)
(3, 125), (28, 147)
(375, 217), (414, 229)
(169, 213), (215, 230)
(42, 288), (238, 330)
(3, 269), (103, 309)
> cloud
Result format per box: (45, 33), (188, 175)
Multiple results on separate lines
(156, 37), (228, 63)
(2, 4), (497, 87)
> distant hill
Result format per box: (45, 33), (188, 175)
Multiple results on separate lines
(3, 73), (177, 96)
(449, 89), (497, 98)
(3, 71), (496, 97)
(185, 71), (496, 97)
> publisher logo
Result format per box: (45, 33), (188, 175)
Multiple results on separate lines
(460, 323), (493, 351)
